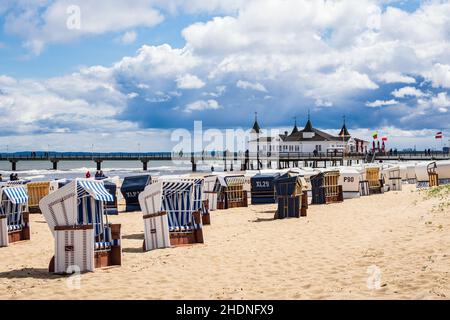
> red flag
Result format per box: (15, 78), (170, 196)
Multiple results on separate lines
(436, 132), (443, 139)
(382, 137), (388, 141)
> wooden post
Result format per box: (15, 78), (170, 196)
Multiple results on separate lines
(142, 160), (148, 171)
(52, 161), (58, 170)
(10, 161), (17, 171)
(96, 161), (102, 171)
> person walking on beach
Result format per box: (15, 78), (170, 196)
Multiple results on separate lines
(86, 171), (91, 179)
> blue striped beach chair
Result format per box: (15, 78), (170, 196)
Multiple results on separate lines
(180, 178), (210, 225)
(39, 179), (122, 274)
(139, 180), (204, 250)
(0, 186), (30, 247)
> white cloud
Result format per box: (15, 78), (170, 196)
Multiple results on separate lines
(236, 80), (267, 92)
(2, 0), (450, 149)
(432, 92), (450, 108)
(376, 72), (416, 84)
(366, 99), (399, 107)
(426, 64), (450, 89)
(176, 74), (205, 89)
(0, 75), (17, 86)
(3, 0), (163, 55)
(184, 99), (221, 113)
(391, 86), (425, 98)
(315, 99), (333, 107)
(119, 31), (137, 45)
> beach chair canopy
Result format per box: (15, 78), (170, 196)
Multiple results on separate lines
(6, 180), (31, 186)
(120, 175), (151, 211)
(140, 181), (200, 231)
(77, 180), (114, 202)
(180, 178), (204, 210)
(2, 186), (29, 204)
(224, 175), (246, 187)
(251, 173), (281, 204)
(40, 179), (113, 230)
(251, 173), (281, 189)
(275, 175), (307, 197)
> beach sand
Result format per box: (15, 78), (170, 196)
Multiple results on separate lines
(1, 184), (450, 300)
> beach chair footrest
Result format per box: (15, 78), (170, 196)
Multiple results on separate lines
(201, 213), (211, 225)
(170, 229), (204, 246)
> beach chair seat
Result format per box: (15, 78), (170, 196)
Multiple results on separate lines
(0, 186), (30, 247)
(7, 224), (23, 232)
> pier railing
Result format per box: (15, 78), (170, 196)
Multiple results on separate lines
(0, 150), (449, 171)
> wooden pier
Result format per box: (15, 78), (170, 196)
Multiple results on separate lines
(0, 151), (449, 172)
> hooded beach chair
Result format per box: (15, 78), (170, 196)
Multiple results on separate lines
(274, 174), (308, 219)
(153, 176), (211, 225)
(215, 175), (248, 210)
(203, 175), (218, 211)
(427, 161), (450, 187)
(0, 186), (30, 247)
(120, 175), (152, 212)
(250, 173), (280, 204)
(139, 181), (204, 251)
(310, 170), (343, 205)
(385, 166), (402, 191)
(338, 167), (364, 199)
(27, 181), (50, 213)
(365, 167), (383, 195)
(39, 179), (121, 274)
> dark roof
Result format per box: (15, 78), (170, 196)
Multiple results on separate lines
(338, 123), (350, 137)
(290, 121), (299, 135)
(283, 127), (349, 142)
(303, 119), (313, 132)
(252, 119), (261, 134)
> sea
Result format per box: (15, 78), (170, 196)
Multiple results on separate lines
(0, 160), (227, 182)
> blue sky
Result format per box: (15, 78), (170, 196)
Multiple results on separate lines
(0, 0), (450, 151)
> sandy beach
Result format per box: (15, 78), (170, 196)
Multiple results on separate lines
(1, 184), (450, 300)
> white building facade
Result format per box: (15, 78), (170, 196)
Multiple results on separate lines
(249, 117), (369, 155)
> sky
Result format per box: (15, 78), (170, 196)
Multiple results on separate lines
(0, 0), (450, 152)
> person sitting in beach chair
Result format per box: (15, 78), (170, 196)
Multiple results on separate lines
(0, 186), (30, 247)
(39, 179), (121, 274)
(139, 181), (204, 251)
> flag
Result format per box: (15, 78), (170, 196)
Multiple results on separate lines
(382, 136), (388, 141)
(436, 131), (443, 139)
(372, 131), (378, 139)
